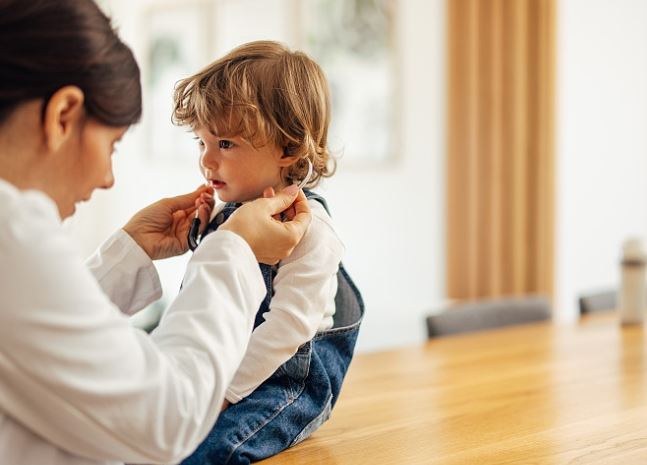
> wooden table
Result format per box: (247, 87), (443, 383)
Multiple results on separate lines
(260, 315), (647, 464)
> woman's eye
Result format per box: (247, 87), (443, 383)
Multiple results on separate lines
(219, 140), (234, 149)
(111, 140), (121, 155)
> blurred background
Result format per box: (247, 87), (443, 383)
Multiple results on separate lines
(66, 0), (647, 353)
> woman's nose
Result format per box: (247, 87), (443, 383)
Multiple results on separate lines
(101, 166), (115, 190)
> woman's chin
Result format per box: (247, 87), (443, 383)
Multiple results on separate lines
(63, 198), (86, 219)
(59, 203), (75, 219)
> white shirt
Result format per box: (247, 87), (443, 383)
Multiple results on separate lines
(0, 178), (266, 465)
(221, 200), (344, 403)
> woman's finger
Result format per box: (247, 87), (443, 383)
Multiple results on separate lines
(166, 185), (214, 211)
(260, 184), (300, 216)
(196, 201), (212, 233)
(280, 189), (311, 236)
(262, 186), (282, 221)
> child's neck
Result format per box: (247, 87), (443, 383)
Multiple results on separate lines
(235, 181), (292, 205)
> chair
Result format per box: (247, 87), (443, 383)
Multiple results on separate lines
(426, 295), (551, 338)
(578, 289), (616, 315)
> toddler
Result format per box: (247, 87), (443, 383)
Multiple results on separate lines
(172, 40), (364, 465)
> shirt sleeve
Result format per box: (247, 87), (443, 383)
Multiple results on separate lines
(0, 190), (265, 464)
(85, 229), (162, 315)
(225, 202), (344, 403)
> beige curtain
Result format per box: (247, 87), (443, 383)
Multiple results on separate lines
(446, 0), (555, 300)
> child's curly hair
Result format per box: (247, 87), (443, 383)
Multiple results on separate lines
(173, 40), (335, 188)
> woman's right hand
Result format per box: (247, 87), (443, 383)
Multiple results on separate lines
(220, 184), (312, 264)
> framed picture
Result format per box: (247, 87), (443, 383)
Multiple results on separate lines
(297, 0), (398, 165)
(141, 0), (215, 162)
(138, 0), (397, 166)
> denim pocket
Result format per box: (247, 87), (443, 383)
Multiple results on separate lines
(277, 341), (312, 399)
(290, 392), (333, 447)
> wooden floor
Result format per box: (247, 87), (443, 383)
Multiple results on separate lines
(260, 314), (647, 464)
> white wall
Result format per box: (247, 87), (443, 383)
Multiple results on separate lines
(555, 0), (647, 321)
(67, 0), (447, 353)
(323, 0), (447, 351)
(72, 0), (647, 347)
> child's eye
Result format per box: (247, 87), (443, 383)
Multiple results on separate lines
(219, 139), (234, 149)
(193, 137), (205, 149)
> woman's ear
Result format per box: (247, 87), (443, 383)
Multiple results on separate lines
(42, 86), (85, 153)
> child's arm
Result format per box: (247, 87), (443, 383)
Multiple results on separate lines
(224, 201), (344, 403)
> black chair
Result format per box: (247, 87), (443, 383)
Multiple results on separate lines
(578, 290), (616, 315)
(426, 295), (551, 338)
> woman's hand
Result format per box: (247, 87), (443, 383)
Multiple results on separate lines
(123, 185), (214, 260)
(220, 184), (312, 265)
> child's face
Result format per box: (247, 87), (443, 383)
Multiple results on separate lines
(194, 126), (289, 203)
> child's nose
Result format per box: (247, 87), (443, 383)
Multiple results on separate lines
(200, 152), (219, 173)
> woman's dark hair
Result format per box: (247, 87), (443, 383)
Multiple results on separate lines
(0, 0), (141, 126)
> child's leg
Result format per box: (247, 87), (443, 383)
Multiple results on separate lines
(181, 343), (320, 465)
(180, 386), (296, 465)
(181, 330), (359, 465)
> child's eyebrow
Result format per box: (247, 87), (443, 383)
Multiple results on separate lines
(209, 129), (228, 138)
(209, 128), (239, 139)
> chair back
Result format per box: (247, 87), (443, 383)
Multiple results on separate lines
(578, 290), (616, 315)
(426, 295), (551, 338)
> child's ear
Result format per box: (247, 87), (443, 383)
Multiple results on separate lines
(278, 146), (300, 167)
(278, 154), (299, 167)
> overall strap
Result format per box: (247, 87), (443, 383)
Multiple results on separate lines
(199, 202), (241, 240)
(303, 190), (365, 330)
(303, 189), (331, 216)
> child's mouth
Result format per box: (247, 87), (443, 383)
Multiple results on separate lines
(210, 180), (226, 189)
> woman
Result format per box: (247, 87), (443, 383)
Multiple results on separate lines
(0, 1), (311, 464)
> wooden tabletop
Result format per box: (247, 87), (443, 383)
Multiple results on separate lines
(260, 315), (647, 465)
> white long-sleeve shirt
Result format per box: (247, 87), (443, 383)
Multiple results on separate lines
(221, 200), (344, 403)
(0, 178), (266, 465)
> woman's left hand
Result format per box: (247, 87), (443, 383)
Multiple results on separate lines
(123, 185), (214, 260)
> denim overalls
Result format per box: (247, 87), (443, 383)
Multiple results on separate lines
(181, 191), (364, 465)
